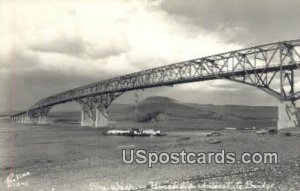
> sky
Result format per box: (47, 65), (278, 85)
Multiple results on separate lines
(1, 0), (300, 112)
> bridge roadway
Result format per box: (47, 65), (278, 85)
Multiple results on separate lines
(11, 39), (300, 129)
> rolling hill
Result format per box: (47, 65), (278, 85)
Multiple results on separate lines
(23, 96), (299, 129)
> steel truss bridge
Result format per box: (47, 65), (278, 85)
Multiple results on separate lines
(11, 39), (300, 129)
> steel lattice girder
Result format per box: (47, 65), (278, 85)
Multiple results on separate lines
(13, 39), (300, 116)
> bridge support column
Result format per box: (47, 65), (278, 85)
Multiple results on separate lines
(95, 104), (108, 128)
(277, 101), (298, 130)
(24, 114), (34, 124)
(13, 117), (15, 123)
(38, 116), (47, 125)
(31, 107), (51, 125)
(79, 103), (94, 127)
(77, 92), (122, 128)
(21, 115), (25, 124)
(17, 116), (21, 123)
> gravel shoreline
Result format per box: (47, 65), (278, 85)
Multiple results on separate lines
(143, 155), (300, 191)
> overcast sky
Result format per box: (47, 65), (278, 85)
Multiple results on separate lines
(1, 0), (300, 112)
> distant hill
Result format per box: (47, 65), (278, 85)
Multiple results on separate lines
(109, 96), (281, 122)
(134, 96), (277, 121)
(187, 104), (278, 121)
(137, 96), (202, 119)
(7, 96), (300, 129)
(109, 96), (281, 129)
(47, 96), (281, 122)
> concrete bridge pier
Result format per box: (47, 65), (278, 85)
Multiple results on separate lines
(21, 115), (26, 124)
(38, 116), (47, 125)
(17, 116), (21, 123)
(35, 107), (51, 125)
(15, 115), (21, 123)
(81, 109), (94, 126)
(78, 101), (94, 127)
(77, 93), (122, 128)
(12, 107), (51, 125)
(11, 116), (15, 123)
(12, 116), (17, 123)
(95, 104), (108, 128)
(277, 101), (298, 130)
(21, 113), (34, 124)
(24, 115), (34, 124)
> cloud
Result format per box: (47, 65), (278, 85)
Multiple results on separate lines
(30, 32), (129, 59)
(30, 35), (87, 57)
(0, 48), (40, 71)
(85, 39), (129, 59)
(161, 0), (300, 44)
(2, 0), (292, 112)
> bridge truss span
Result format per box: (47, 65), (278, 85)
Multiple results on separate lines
(12, 39), (300, 129)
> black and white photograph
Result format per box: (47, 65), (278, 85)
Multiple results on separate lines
(0, 0), (300, 190)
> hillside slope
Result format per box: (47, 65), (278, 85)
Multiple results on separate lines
(45, 96), (298, 129)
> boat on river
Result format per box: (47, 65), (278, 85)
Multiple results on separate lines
(104, 128), (165, 137)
